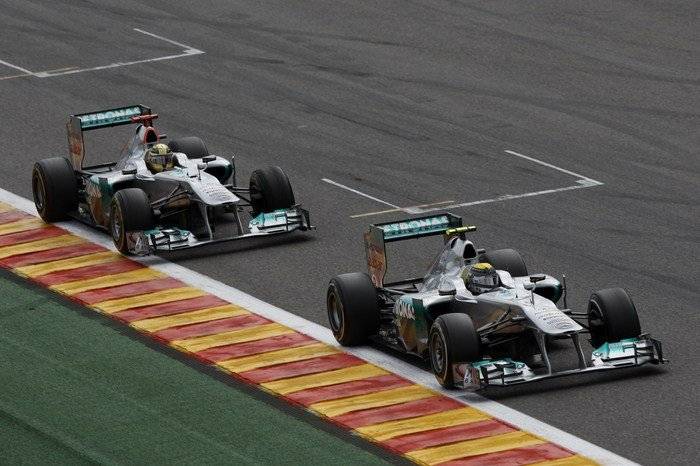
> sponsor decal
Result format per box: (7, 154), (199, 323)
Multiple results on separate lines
(78, 106), (141, 129)
(85, 178), (106, 225)
(380, 215), (450, 239)
(394, 298), (415, 320)
(532, 308), (576, 330)
(554, 320), (576, 330)
(67, 117), (84, 168)
(163, 168), (189, 179)
(497, 289), (516, 299)
(462, 365), (483, 389)
(126, 231), (151, 255)
(364, 228), (386, 287)
(367, 244), (385, 270)
(464, 368), (473, 385)
(68, 133), (83, 159)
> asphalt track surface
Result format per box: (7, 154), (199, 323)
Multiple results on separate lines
(1, 1), (698, 464)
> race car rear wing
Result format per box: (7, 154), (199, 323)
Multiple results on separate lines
(67, 104), (152, 169)
(364, 213), (462, 287)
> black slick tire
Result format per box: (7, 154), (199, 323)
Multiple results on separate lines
(249, 166), (295, 214)
(32, 157), (78, 222)
(110, 188), (154, 254)
(429, 313), (481, 388)
(326, 273), (380, 346)
(588, 287), (641, 347)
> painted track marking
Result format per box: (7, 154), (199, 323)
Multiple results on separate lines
(327, 150), (604, 218)
(0, 188), (634, 465)
(322, 178), (401, 209)
(350, 200), (456, 218)
(417, 150), (604, 214)
(0, 67), (78, 81)
(0, 59), (34, 76)
(504, 150), (601, 182)
(2, 29), (203, 79)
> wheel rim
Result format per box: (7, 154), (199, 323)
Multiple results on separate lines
(327, 291), (343, 333)
(429, 331), (447, 376)
(32, 172), (46, 212)
(111, 205), (123, 243)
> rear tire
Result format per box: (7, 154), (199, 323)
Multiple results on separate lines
(32, 157), (77, 222)
(110, 188), (155, 254)
(479, 248), (528, 277)
(326, 273), (380, 346)
(168, 137), (209, 159)
(429, 313), (481, 388)
(588, 287), (641, 347)
(249, 166), (295, 214)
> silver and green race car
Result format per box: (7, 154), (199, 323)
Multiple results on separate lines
(327, 214), (665, 389)
(32, 105), (312, 255)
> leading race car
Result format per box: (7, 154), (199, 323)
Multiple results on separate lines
(327, 213), (666, 389)
(32, 105), (312, 255)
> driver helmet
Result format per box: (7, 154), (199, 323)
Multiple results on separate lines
(464, 262), (499, 294)
(145, 143), (174, 173)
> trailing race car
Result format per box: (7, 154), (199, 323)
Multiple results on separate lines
(32, 105), (312, 255)
(326, 213), (665, 389)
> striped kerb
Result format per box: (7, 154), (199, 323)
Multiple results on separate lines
(0, 202), (596, 465)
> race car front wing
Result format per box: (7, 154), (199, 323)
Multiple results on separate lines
(125, 206), (312, 255)
(454, 334), (666, 390)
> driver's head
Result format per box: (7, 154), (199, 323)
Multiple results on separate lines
(145, 143), (174, 173)
(464, 262), (499, 294)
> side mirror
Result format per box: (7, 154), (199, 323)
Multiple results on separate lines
(529, 274), (546, 284)
(196, 162), (207, 171)
(202, 155), (216, 163)
(122, 167), (137, 175)
(524, 283), (536, 291)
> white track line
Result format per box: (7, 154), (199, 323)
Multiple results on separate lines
(33, 52), (203, 78)
(326, 151), (603, 218)
(0, 187), (635, 466)
(419, 180), (601, 213)
(33, 28), (204, 78)
(417, 150), (604, 214)
(0, 59), (35, 76)
(322, 178), (401, 209)
(132, 28), (203, 52)
(350, 200), (455, 218)
(504, 150), (603, 183)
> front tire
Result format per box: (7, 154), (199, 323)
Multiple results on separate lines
(429, 313), (481, 388)
(249, 166), (295, 214)
(588, 287), (641, 347)
(478, 248), (528, 277)
(326, 273), (380, 346)
(110, 188), (155, 254)
(32, 157), (77, 222)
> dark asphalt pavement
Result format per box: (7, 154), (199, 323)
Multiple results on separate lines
(1, 1), (698, 464)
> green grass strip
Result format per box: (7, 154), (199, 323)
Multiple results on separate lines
(0, 272), (393, 465)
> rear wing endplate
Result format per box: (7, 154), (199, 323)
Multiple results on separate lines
(67, 104), (152, 169)
(364, 213), (462, 287)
